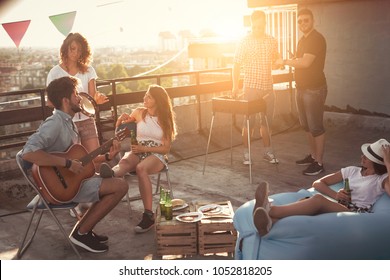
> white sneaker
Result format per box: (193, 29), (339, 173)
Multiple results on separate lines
(243, 152), (251, 165)
(69, 203), (91, 218)
(69, 205), (83, 218)
(263, 151), (279, 164)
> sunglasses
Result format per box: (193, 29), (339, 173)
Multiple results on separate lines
(297, 18), (310, 24)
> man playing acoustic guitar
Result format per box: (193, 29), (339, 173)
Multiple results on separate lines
(21, 76), (128, 253)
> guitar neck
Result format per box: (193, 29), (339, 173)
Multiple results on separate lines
(80, 138), (114, 165)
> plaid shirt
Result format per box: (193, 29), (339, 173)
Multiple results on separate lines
(234, 34), (278, 91)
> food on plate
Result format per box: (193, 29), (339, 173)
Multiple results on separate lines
(198, 204), (222, 215)
(200, 205), (218, 213)
(180, 214), (199, 222)
(176, 212), (203, 223)
(171, 198), (185, 208)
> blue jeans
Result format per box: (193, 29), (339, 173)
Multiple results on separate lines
(296, 86), (327, 137)
(243, 88), (275, 129)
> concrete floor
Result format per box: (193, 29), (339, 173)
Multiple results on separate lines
(0, 112), (389, 260)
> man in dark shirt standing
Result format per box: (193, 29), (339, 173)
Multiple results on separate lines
(283, 8), (327, 176)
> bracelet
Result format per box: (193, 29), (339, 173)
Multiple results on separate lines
(65, 159), (72, 169)
(105, 153), (111, 161)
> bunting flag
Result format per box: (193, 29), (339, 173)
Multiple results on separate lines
(49, 11), (77, 36)
(2, 20), (31, 48)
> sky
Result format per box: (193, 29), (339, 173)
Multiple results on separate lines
(0, 0), (251, 49)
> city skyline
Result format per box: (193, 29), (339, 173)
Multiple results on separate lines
(0, 0), (251, 49)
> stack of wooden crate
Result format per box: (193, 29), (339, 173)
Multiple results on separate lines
(155, 200), (236, 257)
(155, 203), (197, 257)
(196, 200), (237, 256)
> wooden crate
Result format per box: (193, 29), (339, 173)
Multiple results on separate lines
(155, 203), (197, 256)
(196, 200), (237, 255)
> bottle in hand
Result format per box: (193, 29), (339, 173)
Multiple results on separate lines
(338, 178), (351, 207)
(130, 130), (138, 145)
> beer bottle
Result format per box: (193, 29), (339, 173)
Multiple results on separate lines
(164, 190), (173, 220)
(159, 186), (166, 215)
(344, 178), (351, 203)
(339, 178), (351, 207)
(130, 130), (138, 145)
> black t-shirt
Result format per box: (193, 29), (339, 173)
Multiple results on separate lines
(295, 29), (327, 89)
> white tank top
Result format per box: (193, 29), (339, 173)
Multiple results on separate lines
(136, 114), (163, 145)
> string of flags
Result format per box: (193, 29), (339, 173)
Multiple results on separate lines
(1, 11), (77, 48)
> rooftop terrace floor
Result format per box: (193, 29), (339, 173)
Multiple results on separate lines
(0, 112), (389, 260)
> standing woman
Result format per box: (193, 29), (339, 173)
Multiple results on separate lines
(47, 33), (109, 166)
(47, 33), (110, 217)
(100, 84), (177, 233)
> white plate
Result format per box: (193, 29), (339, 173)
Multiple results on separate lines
(198, 204), (223, 215)
(173, 203), (189, 211)
(176, 212), (203, 223)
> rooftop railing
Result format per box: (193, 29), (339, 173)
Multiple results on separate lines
(0, 68), (294, 158)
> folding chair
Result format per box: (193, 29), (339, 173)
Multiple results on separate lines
(15, 150), (81, 259)
(116, 123), (173, 215)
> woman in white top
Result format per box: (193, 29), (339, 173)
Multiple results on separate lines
(100, 84), (177, 233)
(47, 33), (110, 217)
(47, 33), (109, 167)
(253, 138), (390, 236)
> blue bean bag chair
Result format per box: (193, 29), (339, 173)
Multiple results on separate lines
(233, 182), (390, 259)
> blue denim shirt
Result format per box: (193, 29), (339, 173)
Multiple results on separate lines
(22, 109), (79, 155)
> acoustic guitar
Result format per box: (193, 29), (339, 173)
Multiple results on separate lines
(31, 128), (129, 204)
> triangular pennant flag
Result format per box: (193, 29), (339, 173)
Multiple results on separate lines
(49, 11), (77, 36)
(2, 20), (31, 48)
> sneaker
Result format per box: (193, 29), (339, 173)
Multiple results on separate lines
(69, 226), (108, 253)
(296, 154), (315, 165)
(91, 231), (109, 244)
(99, 162), (114, 178)
(253, 181), (270, 214)
(69, 204), (83, 218)
(303, 162), (324, 176)
(243, 152), (251, 165)
(134, 212), (155, 233)
(253, 207), (272, 237)
(263, 151), (279, 164)
(69, 203), (91, 218)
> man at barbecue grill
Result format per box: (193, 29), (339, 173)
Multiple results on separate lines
(21, 76), (128, 254)
(232, 10), (283, 165)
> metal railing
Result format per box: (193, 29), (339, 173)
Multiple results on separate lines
(0, 68), (294, 153)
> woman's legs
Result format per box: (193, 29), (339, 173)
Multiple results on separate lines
(135, 156), (164, 211)
(253, 186), (350, 236)
(112, 152), (140, 177)
(132, 156), (164, 233)
(269, 194), (348, 222)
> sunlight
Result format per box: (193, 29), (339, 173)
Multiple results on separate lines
(212, 21), (247, 42)
(0, 248), (18, 260)
(0, 0), (249, 48)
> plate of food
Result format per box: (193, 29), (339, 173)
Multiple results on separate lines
(171, 198), (189, 211)
(176, 212), (203, 223)
(198, 204), (223, 215)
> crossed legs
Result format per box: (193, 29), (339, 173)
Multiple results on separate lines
(253, 182), (349, 236)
